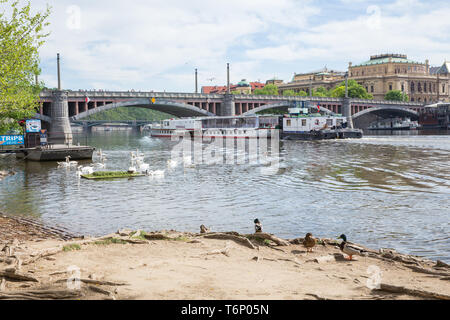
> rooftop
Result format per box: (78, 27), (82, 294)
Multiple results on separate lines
(353, 54), (423, 67)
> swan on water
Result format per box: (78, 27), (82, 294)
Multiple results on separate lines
(77, 165), (94, 175)
(57, 156), (78, 168)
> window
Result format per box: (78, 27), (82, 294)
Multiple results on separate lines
(424, 83), (427, 93)
(401, 84), (404, 92)
(389, 84), (393, 91)
(326, 119), (333, 126)
(302, 119), (306, 126)
(411, 82), (415, 92)
(418, 83), (422, 92)
(287, 120), (291, 126)
(443, 85), (446, 93)
(371, 85), (374, 93)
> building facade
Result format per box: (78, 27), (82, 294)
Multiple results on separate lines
(278, 67), (345, 95)
(276, 54), (450, 103)
(349, 54), (450, 103)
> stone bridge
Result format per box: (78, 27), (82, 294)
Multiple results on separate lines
(36, 89), (425, 142)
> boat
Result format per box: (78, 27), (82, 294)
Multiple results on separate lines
(368, 117), (420, 130)
(145, 115), (279, 139)
(280, 108), (363, 140)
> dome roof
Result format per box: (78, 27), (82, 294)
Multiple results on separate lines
(237, 79), (250, 87)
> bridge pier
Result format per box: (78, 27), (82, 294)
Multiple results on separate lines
(222, 94), (235, 117)
(49, 91), (73, 145)
(342, 98), (354, 129)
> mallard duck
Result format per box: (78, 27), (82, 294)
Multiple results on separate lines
(254, 219), (262, 233)
(337, 234), (367, 260)
(303, 233), (316, 252)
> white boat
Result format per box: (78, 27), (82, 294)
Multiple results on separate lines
(145, 115), (279, 139)
(368, 117), (420, 130)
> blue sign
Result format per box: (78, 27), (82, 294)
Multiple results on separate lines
(0, 135), (24, 146)
(40, 129), (48, 146)
(26, 119), (41, 133)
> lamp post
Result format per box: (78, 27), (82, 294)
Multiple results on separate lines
(195, 68), (198, 93)
(57, 53), (61, 90)
(227, 63), (230, 94)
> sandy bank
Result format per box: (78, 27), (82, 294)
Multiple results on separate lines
(0, 218), (449, 300)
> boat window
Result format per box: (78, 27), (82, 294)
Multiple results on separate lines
(326, 119), (333, 126)
(287, 120), (291, 126)
(302, 119), (307, 126)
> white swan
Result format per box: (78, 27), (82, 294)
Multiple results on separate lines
(167, 159), (179, 169)
(77, 165), (94, 175)
(146, 169), (165, 177)
(57, 156), (78, 168)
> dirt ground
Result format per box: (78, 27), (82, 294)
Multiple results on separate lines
(0, 217), (449, 300)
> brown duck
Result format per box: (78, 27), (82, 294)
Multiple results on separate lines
(303, 233), (316, 252)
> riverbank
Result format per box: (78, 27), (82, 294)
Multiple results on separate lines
(0, 216), (449, 300)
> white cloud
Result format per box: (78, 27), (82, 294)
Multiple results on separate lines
(12, 0), (450, 90)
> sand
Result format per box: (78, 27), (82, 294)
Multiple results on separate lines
(1, 221), (449, 300)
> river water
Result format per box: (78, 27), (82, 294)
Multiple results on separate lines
(1, 130), (449, 262)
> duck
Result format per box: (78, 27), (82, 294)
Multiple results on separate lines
(337, 234), (367, 260)
(254, 218), (262, 233)
(200, 225), (210, 234)
(303, 233), (316, 253)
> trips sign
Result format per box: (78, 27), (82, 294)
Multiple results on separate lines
(0, 135), (25, 146)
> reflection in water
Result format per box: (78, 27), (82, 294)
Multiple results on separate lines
(0, 131), (449, 262)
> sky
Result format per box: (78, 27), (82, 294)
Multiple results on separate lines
(4, 0), (450, 92)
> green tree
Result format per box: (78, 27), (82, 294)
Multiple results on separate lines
(296, 90), (308, 97)
(312, 86), (330, 97)
(385, 90), (409, 102)
(282, 89), (296, 96)
(330, 80), (373, 99)
(0, 0), (51, 134)
(253, 84), (278, 95)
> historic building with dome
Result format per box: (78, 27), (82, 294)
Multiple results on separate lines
(277, 54), (450, 103)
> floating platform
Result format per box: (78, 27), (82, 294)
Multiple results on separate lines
(282, 128), (363, 140)
(15, 145), (95, 161)
(81, 171), (145, 180)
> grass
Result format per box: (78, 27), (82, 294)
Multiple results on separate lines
(81, 171), (145, 180)
(130, 231), (147, 240)
(172, 236), (189, 242)
(93, 237), (128, 245)
(62, 244), (81, 252)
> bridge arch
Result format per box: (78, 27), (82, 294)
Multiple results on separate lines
(71, 98), (215, 120)
(352, 106), (419, 120)
(242, 101), (335, 116)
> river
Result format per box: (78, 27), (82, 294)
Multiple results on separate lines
(1, 130), (449, 262)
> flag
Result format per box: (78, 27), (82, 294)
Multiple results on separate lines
(85, 96), (90, 103)
(317, 104), (320, 112)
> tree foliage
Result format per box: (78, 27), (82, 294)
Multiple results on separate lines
(0, 0), (51, 133)
(253, 84), (278, 95)
(385, 90), (409, 102)
(329, 79), (373, 99)
(86, 107), (171, 121)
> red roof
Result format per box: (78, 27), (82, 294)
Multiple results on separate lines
(201, 82), (265, 94)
